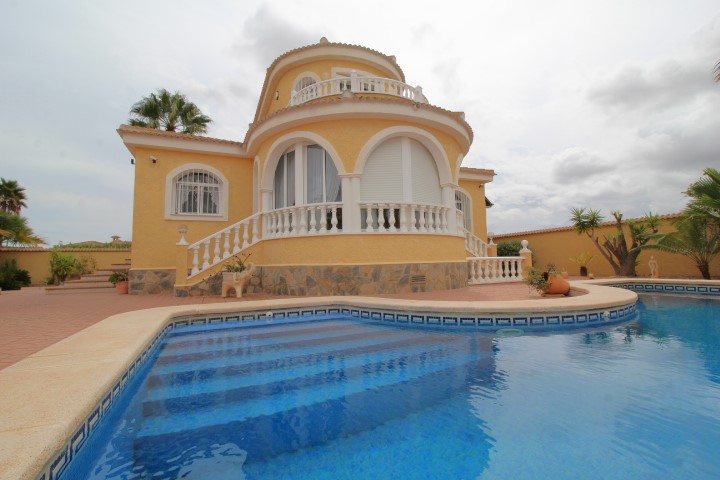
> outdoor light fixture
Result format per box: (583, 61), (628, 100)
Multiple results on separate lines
(130, 158), (135, 165)
(275, 90), (280, 100)
(150, 156), (157, 163)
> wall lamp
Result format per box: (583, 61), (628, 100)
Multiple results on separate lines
(150, 156), (158, 164)
(130, 158), (135, 165)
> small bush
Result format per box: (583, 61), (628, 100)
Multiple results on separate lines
(49, 250), (79, 285)
(497, 241), (524, 257)
(0, 259), (32, 290)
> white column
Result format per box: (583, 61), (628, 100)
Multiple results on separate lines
(441, 184), (458, 234)
(294, 144), (304, 206)
(339, 173), (361, 233)
(260, 187), (273, 239)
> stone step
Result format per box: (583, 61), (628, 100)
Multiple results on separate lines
(78, 274), (113, 283)
(45, 284), (118, 295)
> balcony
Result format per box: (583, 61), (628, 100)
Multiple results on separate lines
(289, 75), (428, 107)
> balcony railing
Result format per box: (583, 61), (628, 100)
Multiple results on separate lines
(360, 202), (449, 234)
(290, 75), (428, 106)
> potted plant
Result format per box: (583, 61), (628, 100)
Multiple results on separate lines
(525, 264), (570, 296)
(108, 270), (129, 294)
(569, 252), (595, 277)
(221, 253), (256, 298)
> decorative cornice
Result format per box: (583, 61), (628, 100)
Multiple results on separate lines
(459, 167), (495, 182)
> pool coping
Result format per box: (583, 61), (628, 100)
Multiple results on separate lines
(0, 278), (717, 480)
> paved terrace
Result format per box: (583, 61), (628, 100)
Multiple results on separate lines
(0, 284), (543, 371)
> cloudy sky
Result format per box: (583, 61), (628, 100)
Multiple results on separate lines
(1, 0), (718, 245)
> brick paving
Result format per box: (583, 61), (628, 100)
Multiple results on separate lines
(0, 283), (539, 371)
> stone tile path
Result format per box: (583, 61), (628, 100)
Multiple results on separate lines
(0, 283), (539, 371)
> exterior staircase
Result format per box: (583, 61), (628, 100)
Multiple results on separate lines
(45, 259), (131, 295)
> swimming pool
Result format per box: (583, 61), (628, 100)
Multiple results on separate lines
(63, 293), (720, 479)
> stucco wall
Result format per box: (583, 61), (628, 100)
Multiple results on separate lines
(496, 220), (720, 279)
(0, 248), (131, 286)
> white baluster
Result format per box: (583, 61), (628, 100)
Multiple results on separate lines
(202, 240), (211, 269)
(364, 205), (373, 232)
(319, 205), (327, 233)
(308, 206), (317, 234)
(191, 246), (200, 275)
(377, 205), (387, 233)
(399, 204), (408, 232)
(442, 207), (449, 233)
(419, 206), (428, 233)
(252, 216), (260, 243)
(291, 208), (298, 236)
(298, 206), (307, 235)
(282, 209), (290, 236)
(233, 225), (241, 253)
(222, 231), (230, 258)
(410, 205), (419, 232)
(330, 206), (338, 232)
(242, 222), (250, 248)
(212, 236), (221, 263)
(387, 204), (397, 232)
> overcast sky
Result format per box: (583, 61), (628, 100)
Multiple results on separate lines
(1, 0), (718, 245)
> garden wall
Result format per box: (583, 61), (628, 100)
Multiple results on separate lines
(495, 217), (720, 279)
(0, 248), (131, 286)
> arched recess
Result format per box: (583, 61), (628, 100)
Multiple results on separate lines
(354, 126), (452, 185)
(164, 163), (229, 221)
(262, 131), (345, 192)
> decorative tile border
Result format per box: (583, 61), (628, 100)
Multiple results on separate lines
(42, 298), (638, 480)
(612, 282), (720, 297)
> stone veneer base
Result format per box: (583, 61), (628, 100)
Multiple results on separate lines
(129, 269), (176, 295)
(174, 262), (469, 297)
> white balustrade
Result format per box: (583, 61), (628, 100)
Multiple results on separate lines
(360, 203), (449, 234)
(290, 76), (428, 106)
(187, 213), (262, 277)
(467, 256), (524, 284)
(463, 228), (490, 257)
(263, 203), (343, 238)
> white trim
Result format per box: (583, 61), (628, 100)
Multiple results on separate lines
(164, 163), (229, 221)
(354, 126), (453, 185)
(119, 130), (243, 157)
(455, 186), (473, 232)
(252, 157), (259, 214)
(459, 167), (495, 183)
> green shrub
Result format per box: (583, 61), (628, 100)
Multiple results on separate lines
(49, 250), (79, 285)
(0, 259), (32, 290)
(497, 241), (524, 257)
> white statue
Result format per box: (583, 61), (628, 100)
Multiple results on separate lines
(648, 256), (659, 278)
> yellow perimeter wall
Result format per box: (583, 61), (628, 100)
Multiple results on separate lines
(496, 219), (720, 279)
(0, 248), (131, 286)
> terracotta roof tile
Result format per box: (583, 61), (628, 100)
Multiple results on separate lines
(117, 125), (244, 147)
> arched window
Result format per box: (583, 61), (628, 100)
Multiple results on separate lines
(172, 169), (221, 215)
(273, 144), (341, 208)
(294, 76), (317, 93)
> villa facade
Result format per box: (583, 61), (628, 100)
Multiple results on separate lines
(118, 38), (498, 296)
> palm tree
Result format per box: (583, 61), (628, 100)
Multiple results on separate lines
(684, 167), (720, 225)
(0, 178), (28, 214)
(0, 211), (45, 246)
(129, 89), (212, 135)
(642, 217), (719, 279)
(715, 60), (720, 82)
(570, 207), (659, 276)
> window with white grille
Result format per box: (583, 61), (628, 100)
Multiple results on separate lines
(172, 169), (221, 215)
(455, 190), (472, 230)
(294, 76), (317, 92)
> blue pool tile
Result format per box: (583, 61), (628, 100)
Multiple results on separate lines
(546, 316), (560, 325)
(443, 317), (458, 325)
(530, 316), (544, 325)
(411, 315), (425, 324)
(460, 317), (475, 326)
(478, 318), (493, 326)
(496, 318), (511, 326)
(513, 317), (528, 326)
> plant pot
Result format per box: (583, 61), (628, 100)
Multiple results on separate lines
(544, 274), (570, 296)
(115, 281), (129, 294)
(580, 266), (588, 277)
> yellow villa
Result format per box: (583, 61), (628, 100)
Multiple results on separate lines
(118, 38), (506, 296)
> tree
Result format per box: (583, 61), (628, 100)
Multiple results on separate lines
(684, 167), (720, 225)
(642, 217), (719, 279)
(715, 60), (720, 82)
(0, 211), (45, 246)
(129, 89), (212, 135)
(570, 208), (659, 277)
(0, 178), (28, 214)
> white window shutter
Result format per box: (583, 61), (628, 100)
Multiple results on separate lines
(360, 138), (403, 201)
(410, 140), (441, 204)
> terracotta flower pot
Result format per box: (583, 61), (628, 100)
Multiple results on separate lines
(115, 281), (129, 294)
(544, 274), (570, 296)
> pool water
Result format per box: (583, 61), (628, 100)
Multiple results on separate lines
(66, 294), (720, 479)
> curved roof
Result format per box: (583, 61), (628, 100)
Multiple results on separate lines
(254, 38), (406, 123)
